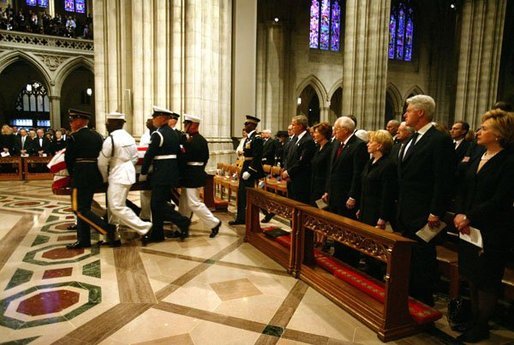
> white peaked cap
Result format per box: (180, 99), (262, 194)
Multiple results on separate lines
(106, 111), (126, 120)
(184, 113), (201, 123)
(152, 105), (173, 116)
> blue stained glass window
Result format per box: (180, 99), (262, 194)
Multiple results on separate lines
(310, 0), (320, 48)
(64, 0), (75, 12)
(330, 1), (341, 51)
(38, 0), (48, 7)
(26, 0), (37, 6)
(309, 0), (342, 52)
(389, 0), (414, 62)
(76, 0), (86, 14)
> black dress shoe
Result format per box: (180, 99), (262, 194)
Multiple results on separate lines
(228, 220), (245, 226)
(261, 214), (273, 223)
(141, 234), (150, 246)
(210, 220), (222, 238)
(66, 241), (91, 249)
(165, 231), (182, 238)
(106, 239), (122, 248)
(66, 223), (77, 230)
(180, 219), (191, 241)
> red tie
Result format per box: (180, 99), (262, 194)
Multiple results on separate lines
(336, 142), (344, 159)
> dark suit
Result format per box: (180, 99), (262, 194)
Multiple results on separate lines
(1, 134), (15, 154)
(234, 130), (264, 222)
(65, 127), (113, 245)
(179, 132), (209, 188)
(13, 135), (33, 155)
(262, 138), (278, 166)
(49, 139), (67, 155)
(310, 141), (333, 205)
(326, 135), (368, 217)
(397, 125), (455, 305)
(285, 132), (316, 203)
(456, 150), (514, 291)
(282, 136), (295, 169)
(141, 125), (190, 241)
(454, 139), (471, 165)
(30, 136), (51, 155)
(359, 156), (397, 226)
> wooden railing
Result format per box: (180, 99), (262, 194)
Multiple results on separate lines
(0, 156), (53, 181)
(245, 188), (443, 342)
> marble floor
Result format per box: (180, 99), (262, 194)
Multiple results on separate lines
(0, 180), (513, 345)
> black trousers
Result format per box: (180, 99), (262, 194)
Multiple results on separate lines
(150, 185), (189, 240)
(72, 187), (113, 245)
(235, 177), (256, 222)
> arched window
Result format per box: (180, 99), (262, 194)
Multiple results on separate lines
(388, 0), (414, 61)
(65, 0), (86, 14)
(26, 0), (48, 8)
(309, 0), (342, 52)
(15, 82), (50, 114)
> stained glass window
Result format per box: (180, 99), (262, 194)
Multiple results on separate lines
(389, 0), (414, 61)
(38, 0), (48, 8)
(26, 0), (37, 6)
(64, 0), (75, 12)
(15, 82), (50, 113)
(309, 0), (342, 52)
(76, 0), (86, 14)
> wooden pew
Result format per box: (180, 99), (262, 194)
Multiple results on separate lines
(201, 174), (228, 211)
(23, 156), (53, 180)
(245, 188), (303, 274)
(0, 156), (23, 181)
(245, 188), (442, 342)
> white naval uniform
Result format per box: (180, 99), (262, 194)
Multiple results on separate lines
(98, 129), (151, 235)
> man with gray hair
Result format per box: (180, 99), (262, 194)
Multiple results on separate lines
(397, 94), (455, 306)
(390, 121), (414, 163)
(261, 129), (277, 166)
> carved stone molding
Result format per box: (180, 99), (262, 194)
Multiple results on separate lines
(38, 54), (68, 71)
(303, 213), (391, 262)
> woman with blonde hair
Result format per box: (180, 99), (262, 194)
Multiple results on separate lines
(453, 109), (514, 342)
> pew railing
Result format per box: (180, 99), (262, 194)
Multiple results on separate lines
(0, 157), (23, 180)
(23, 156), (53, 180)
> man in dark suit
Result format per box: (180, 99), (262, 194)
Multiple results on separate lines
(229, 115), (264, 225)
(13, 128), (33, 156)
(30, 128), (51, 156)
(281, 124), (294, 170)
(282, 115), (316, 203)
(397, 95), (455, 306)
(65, 109), (118, 249)
(261, 129), (277, 166)
(450, 120), (471, 164)
(322, 116), (368, 264)
(139, 106), (191, 244)
(389, 121), (413, 164)
(178, 113), (222, 238)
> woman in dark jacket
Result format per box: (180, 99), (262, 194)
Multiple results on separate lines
(310, 122), (333, 205)
(453, 109), (514, 342)
(359, 130), (397, 229)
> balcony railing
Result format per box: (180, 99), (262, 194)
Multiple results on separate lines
(0, 30), (93, 55)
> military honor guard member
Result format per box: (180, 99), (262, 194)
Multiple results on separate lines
(229, 115), (264, 225)
(65, 109), (118, 249)
(178, 114), (222, 237)
(139, 106), (191, 244)
(98, 112), (152, 240)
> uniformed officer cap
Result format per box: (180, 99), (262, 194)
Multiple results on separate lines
(276, 130), (288, 138)
(170, 111), (180, 120)
(245, 115), (260, 125)
(68, 108), (91, 120)
(152, 105), (173, 118)
(106, 111), (126, 121)
(183, 113), (201, 123)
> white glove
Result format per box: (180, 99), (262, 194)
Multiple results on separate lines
(242, 171), (251, 180)
(139, 174), (147, 182)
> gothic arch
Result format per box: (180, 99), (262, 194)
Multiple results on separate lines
(53, 56), (94, 96)
(295, 75), (328, 105)
(0, 50), (52, 91)
(404, 85), (424, 99)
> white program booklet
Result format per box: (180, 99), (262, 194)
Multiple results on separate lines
(415, 221), (447, 243)
(459, 227), (483, 249)
(315, 198), (329, 210)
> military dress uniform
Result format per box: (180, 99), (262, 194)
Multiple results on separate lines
(98, 112), (152, 237)
(140, 108), (190, 243)
(178, 114), (221, 237)
(233, 119), (264, 224)
(65, 110), (116, 248)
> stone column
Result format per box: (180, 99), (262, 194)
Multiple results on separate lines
(49, 0), (55, 17)
(342, 0), (391, 130)
(49, 95), (60, 129)
(454, 0), (507, 128)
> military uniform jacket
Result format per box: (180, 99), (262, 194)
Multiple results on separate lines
(65, 127), (104, 188)
(180, 132), (209, 188)
(141, 125), (181, 187)
(97, 129), (138, 185)
(241, 130), (264, 179)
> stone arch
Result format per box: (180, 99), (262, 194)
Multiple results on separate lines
(295, 75), (328, 106)
(328, 80), (343, 123)
(386, 82), (403, 121)
(0, 50), (52, 91)
(53, 56), (94, 96)
(404, 85), (425, 99)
